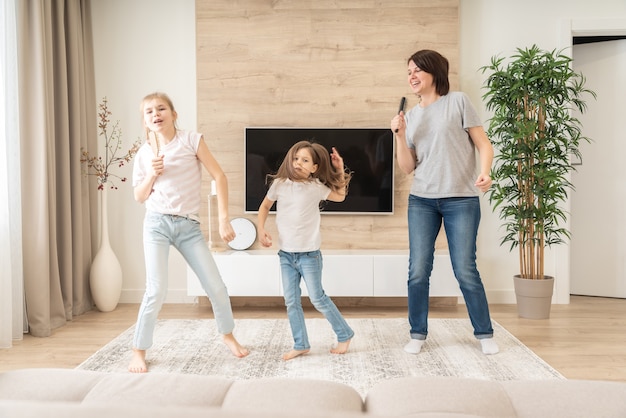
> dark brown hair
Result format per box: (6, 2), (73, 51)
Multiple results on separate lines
(408, 50), (450, 96)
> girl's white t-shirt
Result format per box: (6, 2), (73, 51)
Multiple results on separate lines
(267, 178), (331, 252)
(133, 130), (203, 216)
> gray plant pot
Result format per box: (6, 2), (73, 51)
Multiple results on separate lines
(513, 275), (555, 319)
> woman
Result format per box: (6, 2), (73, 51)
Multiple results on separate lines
(390, 50), (499, 355)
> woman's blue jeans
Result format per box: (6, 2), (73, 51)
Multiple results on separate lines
(407, 195), (494, 340)
(279, 250), (354, 350)
(133, 211), (235, 350)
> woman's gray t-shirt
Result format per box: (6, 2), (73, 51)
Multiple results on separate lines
(404, 91), (483, 198)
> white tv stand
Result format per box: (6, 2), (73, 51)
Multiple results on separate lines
(187, 248), (461, 298)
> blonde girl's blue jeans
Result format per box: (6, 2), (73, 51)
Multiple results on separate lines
(278, 250), (354, 350)
(133, 211), (235, 350)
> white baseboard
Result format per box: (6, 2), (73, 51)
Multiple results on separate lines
(120, 288), (568, 305)
(486, 290), (517, 304)
(119, 289), (198, 304)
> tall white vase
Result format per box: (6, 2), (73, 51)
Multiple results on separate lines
(89, 186), (123, 312)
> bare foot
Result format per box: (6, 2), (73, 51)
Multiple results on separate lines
(282, 349), (310, 361)
(330, 339), (351, 354)
(128, 348), (148, 373)
(223, 333), (249, 358)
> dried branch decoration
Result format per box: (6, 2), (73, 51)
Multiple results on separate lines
(81, 97), (141, 190)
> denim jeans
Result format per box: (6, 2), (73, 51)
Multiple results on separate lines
(407, 195), (494, 340)
(279, 250), (354, 350)
(133, 211), (235, 350)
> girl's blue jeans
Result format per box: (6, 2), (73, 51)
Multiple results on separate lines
(278, 250), (354, 350)
(133, 211), (235, 350)
(407, 195), (494, 340)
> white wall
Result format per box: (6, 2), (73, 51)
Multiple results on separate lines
(91, 0), (626, 304)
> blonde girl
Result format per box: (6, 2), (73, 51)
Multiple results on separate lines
(129, 92), (248, 373)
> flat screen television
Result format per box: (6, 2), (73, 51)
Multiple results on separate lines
(245, 127), (394, 214)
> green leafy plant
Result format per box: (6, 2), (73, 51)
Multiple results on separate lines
(81, 97), (141, 190)
(481, 45), (596, 279)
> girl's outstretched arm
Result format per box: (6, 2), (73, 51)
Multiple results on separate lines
(329, 147), (344, 172)
(327, 147), (348, 202)
(196, 137), (235, 243)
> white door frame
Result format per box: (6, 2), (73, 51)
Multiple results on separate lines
(555, 19), (626, 303)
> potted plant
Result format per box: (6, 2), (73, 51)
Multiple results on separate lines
(480, 45), (596, 319)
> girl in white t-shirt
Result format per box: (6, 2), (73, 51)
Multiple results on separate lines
(257, 140), (354, 360)
(129, 92), (249, 373)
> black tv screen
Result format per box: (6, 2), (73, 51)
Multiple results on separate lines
(245, 127), (394, 214)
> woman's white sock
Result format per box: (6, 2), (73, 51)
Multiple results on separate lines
(480, 338), (499, 355)
(403, 339), (425, 354)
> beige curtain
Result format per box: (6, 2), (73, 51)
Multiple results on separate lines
(16, 0), (96, 337)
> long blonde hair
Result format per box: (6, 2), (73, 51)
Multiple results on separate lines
(268, 140), (352, 194)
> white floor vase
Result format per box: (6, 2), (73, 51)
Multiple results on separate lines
(89, 187), (123, 312)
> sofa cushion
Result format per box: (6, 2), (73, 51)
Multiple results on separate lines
(366, 376), (626, 418)
(501, 379), (626, 418)
(0, 369), (106, 402)
(83, 372), (234, 407)
(365, 377), (518, 417)
(221, 377), (363, 414)
(0, 368), (234, 407)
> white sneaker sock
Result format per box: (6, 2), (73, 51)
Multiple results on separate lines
(403, 339), (425, 354)
(480, 338), (499, 355)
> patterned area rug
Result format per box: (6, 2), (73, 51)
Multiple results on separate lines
(77, 318), (563, 396)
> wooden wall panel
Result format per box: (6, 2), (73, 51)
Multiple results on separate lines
(196, 0), (459, 251)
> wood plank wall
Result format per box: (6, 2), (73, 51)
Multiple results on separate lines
(196, 0), (459, 251)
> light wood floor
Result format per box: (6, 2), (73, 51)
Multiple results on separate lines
(1, 295), (625, 382)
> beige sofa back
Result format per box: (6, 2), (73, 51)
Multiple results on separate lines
(1, 368), (625, 418)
